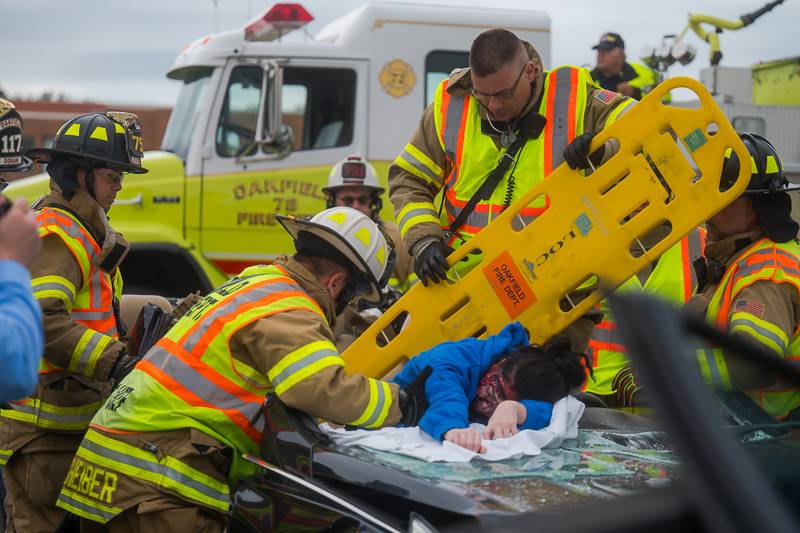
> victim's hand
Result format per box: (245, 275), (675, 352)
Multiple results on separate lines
(444, 427), (486, 453)
(485, 400), (524, 440)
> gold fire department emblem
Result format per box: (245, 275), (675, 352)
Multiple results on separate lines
(379, 59), (416, 98)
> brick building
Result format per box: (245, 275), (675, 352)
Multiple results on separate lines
(9, 100), (171, 179)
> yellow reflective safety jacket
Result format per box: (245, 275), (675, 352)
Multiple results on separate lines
(586, 228), (706, 396)
(60, 262), (401, 523)
(0, 205), (122, 440)
(699, 238), (800, 419)
(393, 66), (634, 253)
(439, 66), (594, 243)
(627, 62), (659, 98)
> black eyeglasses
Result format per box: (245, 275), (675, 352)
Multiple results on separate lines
(471, 63), (528, 103)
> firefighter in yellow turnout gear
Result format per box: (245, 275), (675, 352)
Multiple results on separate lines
(616, 133), (800, 419)
(57, 207), (429, 531)
(389, 28), (634, 286)
(1, 112), (147, 532)
(322, 155), (413, 348)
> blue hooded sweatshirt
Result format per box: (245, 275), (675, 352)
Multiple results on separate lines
(0, 259), (42, 402)
(392, 322), (553, 440)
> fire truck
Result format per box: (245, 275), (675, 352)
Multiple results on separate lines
(7, 1), (551, 296)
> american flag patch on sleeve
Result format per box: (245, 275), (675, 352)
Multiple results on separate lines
(593, 89), (618, 105)
(735, 299), (766, 318)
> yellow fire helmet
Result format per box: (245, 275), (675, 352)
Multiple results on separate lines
(277, 206), (393, 303)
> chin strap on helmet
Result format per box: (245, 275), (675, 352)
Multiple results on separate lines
(370, 193), (383, 219)
(83, 164), (98, 201)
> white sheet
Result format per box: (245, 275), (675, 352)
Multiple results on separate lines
(322, 396), (585, 462)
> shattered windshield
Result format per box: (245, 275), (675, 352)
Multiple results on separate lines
(339, 429), (677, 484)
(329, 394), (799, 517)
(334, 429), (678, 513)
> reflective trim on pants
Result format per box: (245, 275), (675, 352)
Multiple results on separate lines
(77, 430), (231, 513)
(57, 487), (123, 523)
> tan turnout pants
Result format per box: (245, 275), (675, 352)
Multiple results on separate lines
(79, 499), (226, 533)
(3, 442), (82, 533)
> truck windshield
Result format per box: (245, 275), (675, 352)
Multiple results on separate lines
(162, 68), (213, 160)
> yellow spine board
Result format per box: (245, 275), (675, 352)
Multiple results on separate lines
(343, 77), (751, 378)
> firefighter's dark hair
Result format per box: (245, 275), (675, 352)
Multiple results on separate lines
(470, 29), (524, 77)
(293, 231), (355, 279)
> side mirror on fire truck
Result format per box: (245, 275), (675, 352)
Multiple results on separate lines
(237, 60), (293, 163)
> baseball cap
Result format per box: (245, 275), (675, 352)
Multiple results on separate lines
(593, 32), (625, 51)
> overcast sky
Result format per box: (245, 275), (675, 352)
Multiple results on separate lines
(3, 0), (797, 106)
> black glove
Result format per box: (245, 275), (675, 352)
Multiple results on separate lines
(110, 351), (138, 386)
(563, 132), (602, 171)
(414, 240), (454, 286)
(358, 286), (402, 313)
(398, 365), (432, 426)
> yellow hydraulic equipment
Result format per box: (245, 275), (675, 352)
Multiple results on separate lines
(640, 0), (787, 87)
(684, 0), (785, 67)
(342, 77), (752, 379)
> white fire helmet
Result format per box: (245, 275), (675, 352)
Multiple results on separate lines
(277, 207), (393, 303)
(323, 155), (384, 195)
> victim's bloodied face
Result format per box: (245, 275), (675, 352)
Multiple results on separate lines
(472, 360), (517, 417)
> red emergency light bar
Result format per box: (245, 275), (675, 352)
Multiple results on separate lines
(244, 3), (314, 42)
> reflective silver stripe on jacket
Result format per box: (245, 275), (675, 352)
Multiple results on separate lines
(268, 347), (340, 391)
(361, 381), (388, 428)
(733, 248), (800, 282)
(687, 229), (704, 291)
(730, 318), (789, 356)
(183, 281), (300, 351)
(398, 206), (439, 233)
(398, 149), (443, 185)
(443, 94), (467, 160)
(72, 330), (105, 375)
(443, 195), (539, 231)
(549, 67), (576, 172)
(32, 281), (75, 298)
(700, 348), (726, 388)
(144, 347), (266, 435)
(38, 210), (99, 261)
(7, 401), (97, 425)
